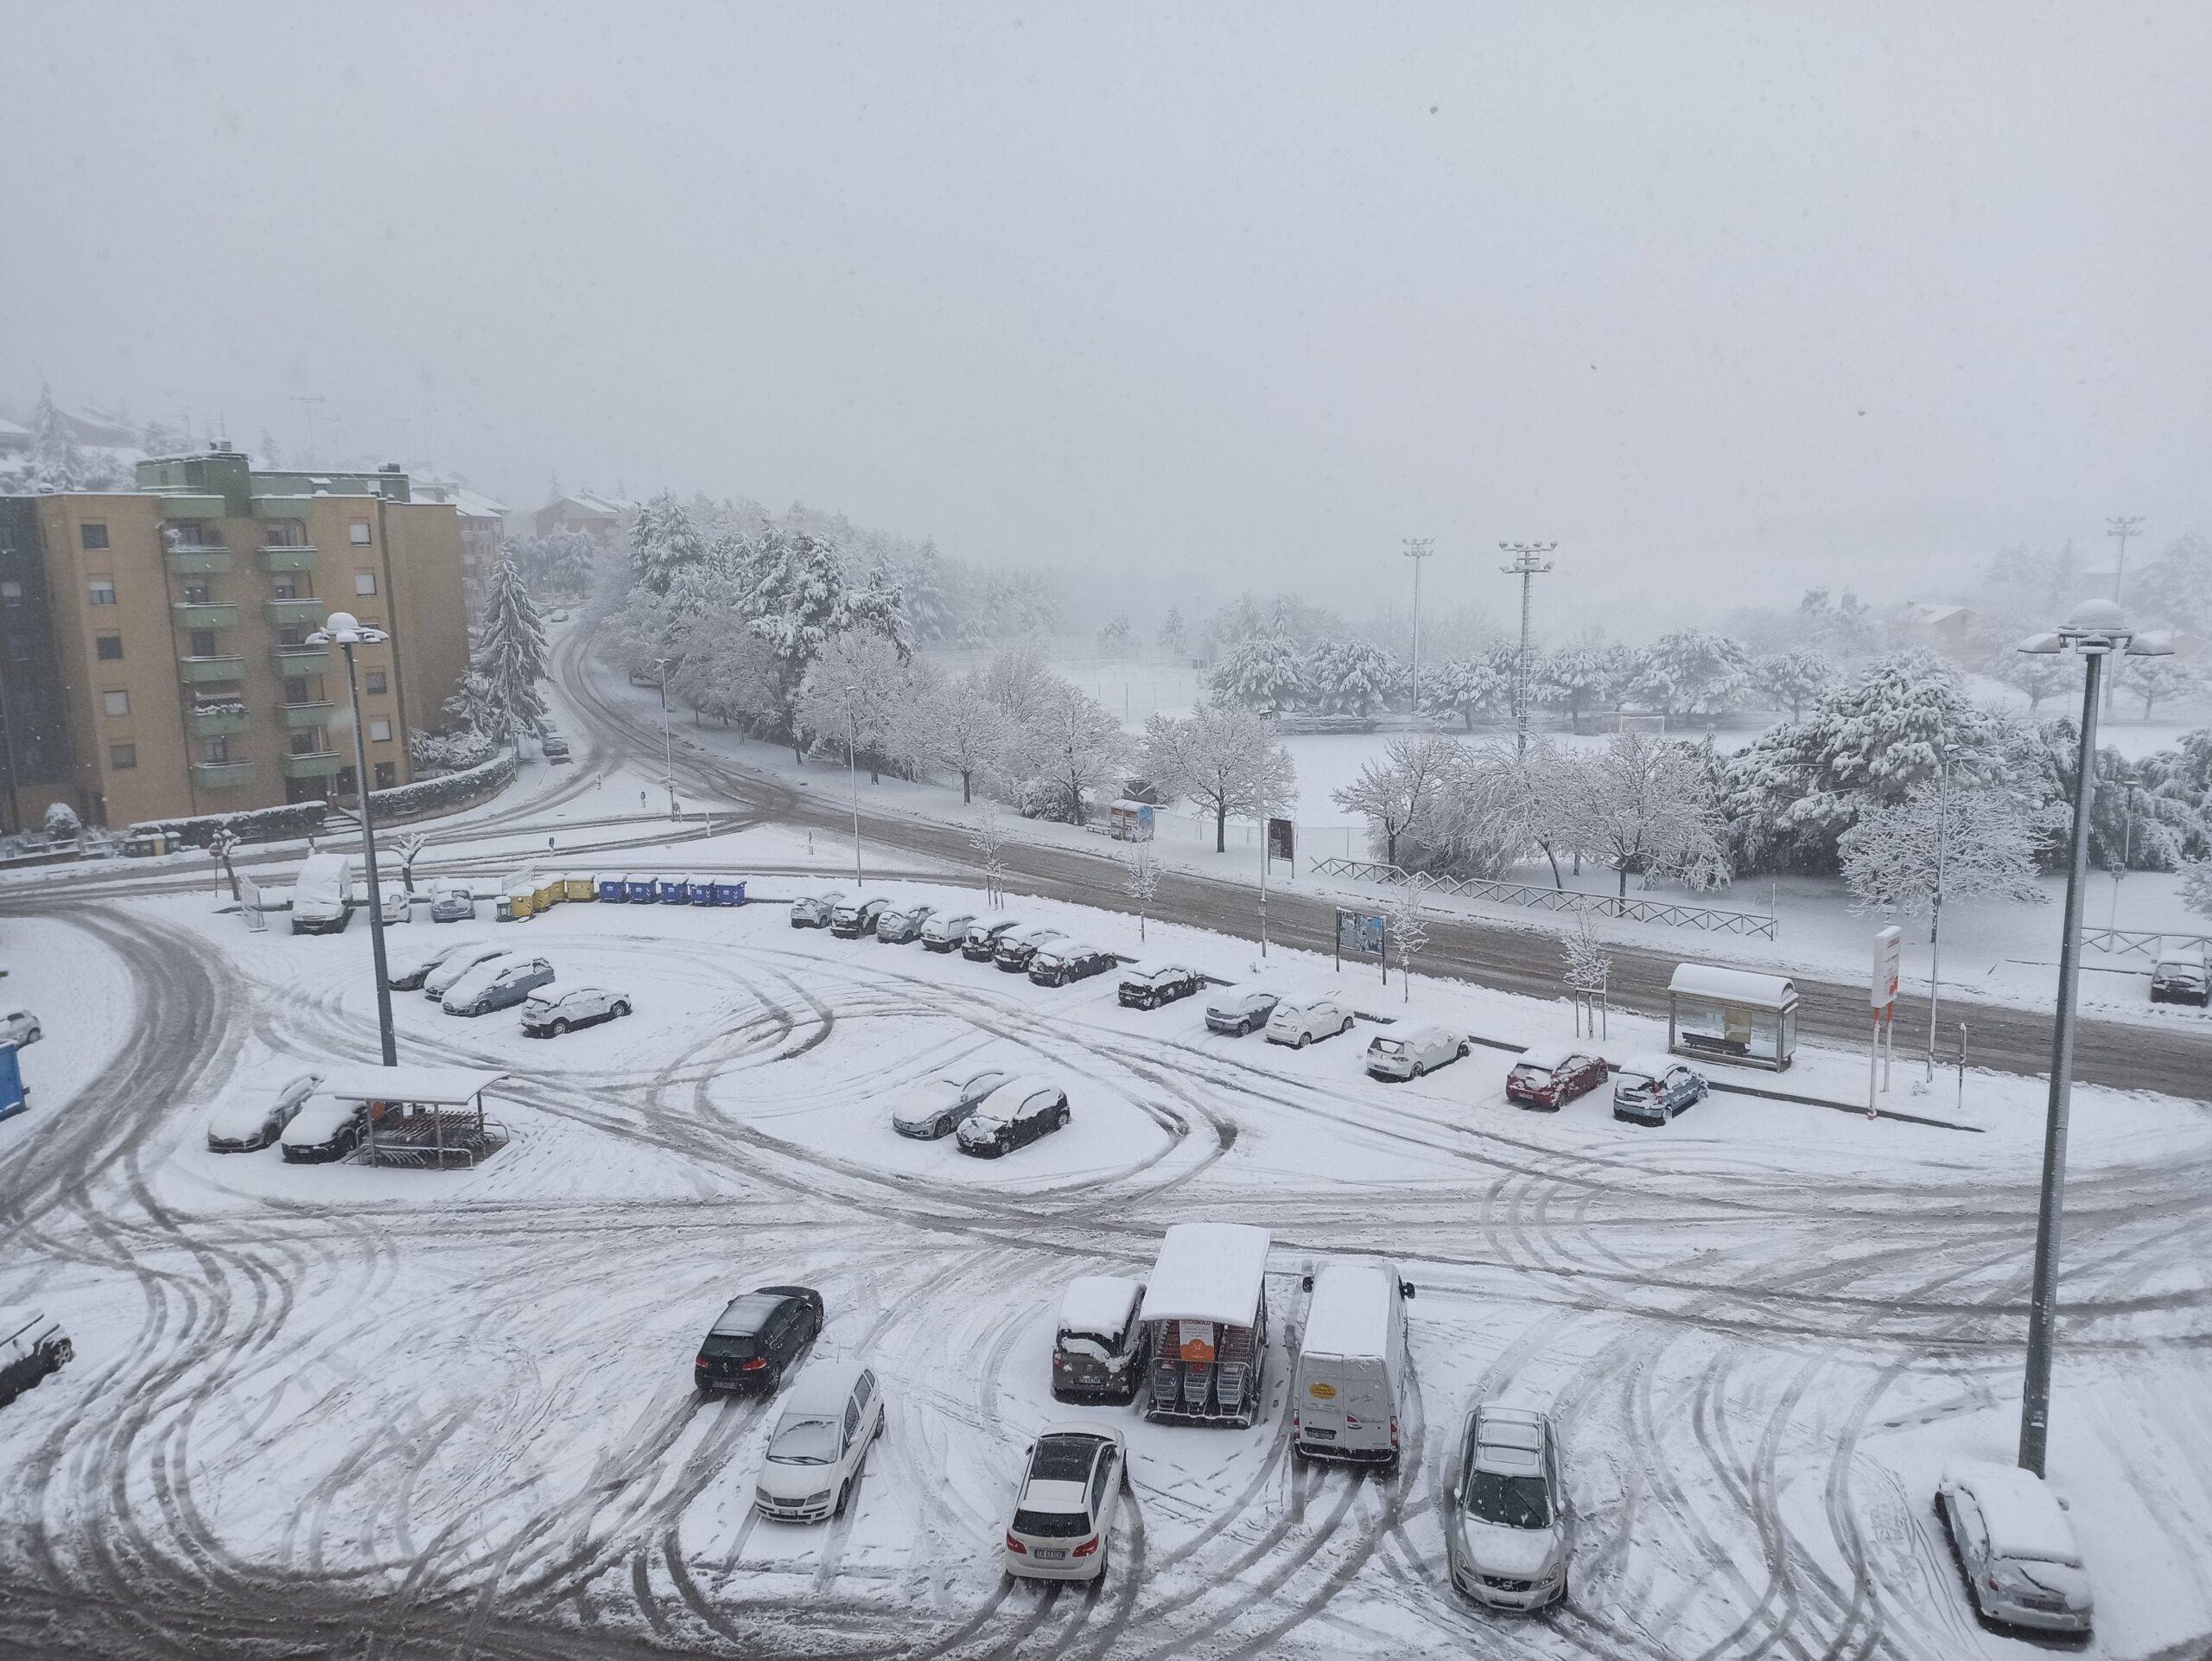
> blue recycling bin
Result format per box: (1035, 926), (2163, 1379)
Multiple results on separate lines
(659, 875), (692, 905)
(625, 873), (658, 903)
(688, 875), (715, 907)
(711, 877), (747, 907)
(596, 873), (627, 902)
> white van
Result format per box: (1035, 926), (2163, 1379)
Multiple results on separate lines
(1293, 1260), (1414, 1467)
(289, 853), (355, 934)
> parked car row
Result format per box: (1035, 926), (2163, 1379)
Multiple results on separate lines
(197, 1066), (364, 1163)
(386, 937), (634, 1031)
(893, 1066), (1073, 1157)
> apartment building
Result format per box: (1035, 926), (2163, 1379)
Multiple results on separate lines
(1, 449), (469, 830)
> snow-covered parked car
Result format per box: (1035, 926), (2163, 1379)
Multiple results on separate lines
(1003, 1423), (1128, 1581)
(1052, 1276), (1146, 1403)
(1505, 1047), (1610, 1110)
(1118, 964), (1202, 1010)
(2150, 946), (2209, 1007)
(1364, 1024), (1468, 1080)
(423, 943), (512, 1000)
(429, 881), (476, 924)
(289, 852), (353, 934)
(994, 926), (1065, 974)
(0, 1307), (72, 1410)
(957, 1080), (1071, 1158)
(520, 985), (632, 1037)
(1205, 990), (1281, 1036)
(1936, 1461), (2094, 1637)
(1266, 996), (1355, 1048)
(389, 938), (486, 991)
(442, 956), (554, 1017)
(0, 1007), (41, 1049)
(789, 890), (846, 929)
(1611, 1054), (1707, 1125)
(962, 919), (1023, 962)
(919, 911), (976, 952)
(1028, 942), (1116, 988)
(279, 1094), (365, 1163)
(753, 1361), (885, 1524)
(893, 1066), (1017, 1140)
(1446, 1403), (1570, 1610)
(348, 878), (410, 925)
(206, 1069), (324, 1152)
(874, 902), (937, 944)
(830, 896), (892, 939)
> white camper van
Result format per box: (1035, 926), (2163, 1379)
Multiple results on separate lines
(1292, 1260), (1414, 1467)
(289, 853), (356, 935)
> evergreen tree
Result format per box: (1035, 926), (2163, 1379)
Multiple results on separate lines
(26, 381), (84, 491)
(1210, 630), (1307, 710)
(627, 490), (707, 595)
(477, 558), (550, 741)
(744, 527), (851, 761)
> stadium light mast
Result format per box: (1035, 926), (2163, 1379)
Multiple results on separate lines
(1498, 542), (1556, 755)
(1402, 538), (1434, 723)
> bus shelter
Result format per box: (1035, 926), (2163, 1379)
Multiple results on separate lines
(323, 1065), (511, 1169)
(1666, 964), (1799, 1072)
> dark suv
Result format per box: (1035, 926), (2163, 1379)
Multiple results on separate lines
(694, 1285), (824, 1394)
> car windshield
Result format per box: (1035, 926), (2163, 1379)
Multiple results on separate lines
(766, 1415), (840, 1464)
(1031, 1436), (1101, 1482)
(1464, 1469), (1551, 1529)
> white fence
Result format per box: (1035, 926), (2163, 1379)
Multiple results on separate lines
(1308, 856), (1778, 939)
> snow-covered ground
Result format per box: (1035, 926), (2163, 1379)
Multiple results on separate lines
(3, 867), (2209, 1658)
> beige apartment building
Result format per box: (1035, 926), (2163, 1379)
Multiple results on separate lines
(5, 449), (469, 830)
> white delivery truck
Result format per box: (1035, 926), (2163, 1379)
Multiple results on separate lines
(1292, 1259), (1414, 1467)
(289, 853), (356, 935)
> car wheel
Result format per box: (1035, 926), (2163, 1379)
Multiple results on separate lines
(1341, 1016), (1355, 1036)
(1411, 1062), (1426, 1079)
(1295, 1032), (1310, 1049)
(1056, 1106), (1070, 1129)
(835, 1478), (852, 1518)
(1457, 1042), (1470, 1058)
(613, 1002), (631, 1018)
(550, 1018), (569, 1035)
(762, 1365), (783, 1392)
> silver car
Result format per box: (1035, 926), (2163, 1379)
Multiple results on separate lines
(1205, 990), (1280, 1036)
(790, 889), (846, 929)
(1364, 1024), (1469, 1081)
(1446, 1404), (1569, 1611)
(206, 1070), (324, 1152)
(1937, 1461), (2093, 1636)
(892, 1066), (1016, 1139)
(874, 902), (938, 944)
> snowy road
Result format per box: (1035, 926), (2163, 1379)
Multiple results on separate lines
(3, 884), (2209, 1661)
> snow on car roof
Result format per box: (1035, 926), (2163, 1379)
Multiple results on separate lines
(321, 1066), (507, 1105)
(1945, 1461), (2082, 1564)
(1668, 963), (1799, 1009)
(1512, 1047), (1574, 1072)
(1141, 1222), (1272, 1328)
(1301, 1263), (1395, 1357)
(780, 1360), (866, 1416)
(1058, 1276), (1143, 1337)
(1617, 1053), (1678, 1081)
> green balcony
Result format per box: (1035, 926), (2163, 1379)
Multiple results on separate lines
(180, 655), (246, 684)
(261, 544), (319, 572)
(188, 706), (251, 737)
(278, 700), (335, 729)
(172, 601), (239, 628)
(270, 646), (330, 676)
(281, 749), (346, 780)
(164, 547), (232, 576)
(266, 598), (327, 629)
(162, 495), (226, 521)
(192, 760), (257, 789)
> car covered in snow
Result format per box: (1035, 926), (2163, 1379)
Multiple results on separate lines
(1937, 1460), (2094, 1637)
(1028, 942), (1116, 988)
(919, 910), (976, 952)
(1505, 1047), (1611, 1110)
(893, 1066), (1018, 1140)
(1364, 1024), (1468, 1080)
(442, 956), (554, 1017)
(1118, 964), (1203, 1010)
(1205, 989), (1281, 1036)
(830, 896), (893, 939)
(289, 852), (354, 934)
(874, 902), (937, 944)
(753, 1361), (885, 1524)
(694, 1285), (823, 1395)
(0, 1307), (72, 1410)
(1002, 1423), (1128, 1581)
(2150, 946), (2209, 1007)
(962, 918), (1024, 962)
(206, 1069), (324, 1152)
(0, 1007), (41, 1049)
(428, 881), (476, 924)
(1266, 996), (1355, 1049)
(279, 1093), (366, 1164)
(348, 878), (410, 926)
(790, 889), (846, 929)
(389, 938), (486, 991)
(1611, 1054), (1707, 1125)
(994, 926), (1065, 974)
(423, 942), (512, 1000)
(520, 985), (632, 1037)
(1052, 1276), (1146, 1403)
(541, 732), (572, 764)
(1446, 1403), (1570, 1610)
(956, 1079), (1071, 1157)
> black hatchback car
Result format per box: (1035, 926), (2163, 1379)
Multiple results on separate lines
(694, 1285), (824, 1394)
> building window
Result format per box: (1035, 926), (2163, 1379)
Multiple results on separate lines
(182, 580), (212, 604)
(271, 574), (302, 600)
(365, 669), (387, 695)
(264, 522), (308, 549)
(103, 690), (130, 716)
(88, 579), (116, 606)
(350, 522), (372, 546)
(81, 523), (109, 550)
(353, 571), (378, 595)
(109, 742), (137, 770)
(96, 634), (124, 661)
(289, 729), (325, 756)
(374, 761), (397, 790)
(200, 737), (231, 765)
(188, 630), (218, 658)
(277, 626), (307, 647)
(370, 718), (393, 742)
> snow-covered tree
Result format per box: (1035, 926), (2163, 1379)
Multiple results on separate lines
(670, 614), (776, 729)
(1158, 605), (1188, 656)
(1562, 729), (1726, 896)
(969, 806), (1009, 907)
(517, 528), (601, 597)
(25, 382), (84, 492)
(978, 648), (1055, 717)
(1142, 701), (1297, 853)
(1560, 914), (1610, 994)
(1385, 878), (1430, 1002)
(925, 675), (1014, 804)
(41, 799), (81, 840)
(1002, 681), (1134, 824)
(1840, 778), (2049, 920)
(744, 527), (852, 763)
(476, 558), (550, 741)
(1124, 846), (1164, 941)
(1538, 647), (1610, 734)
(795, 632), (910, 784)
(1096, 612), (1135, 655)
(627, 491), (708, 595)
(1635, 629), (1751, 717)
(1979, 631), (2076, 716)
(1210, 630), (1307, 711)
(1750, 648), (1834, 721)
(1333, 735), (1459, 868)
(1424, 657), (1510, 731)
(2132, 533), (2212, 640)
(2121, 654), (2201, 722)
(2183, 858), (2212, 922)
(1305, 640), (1399, 717)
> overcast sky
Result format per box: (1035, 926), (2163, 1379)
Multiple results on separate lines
(4, 3), (2205, 620)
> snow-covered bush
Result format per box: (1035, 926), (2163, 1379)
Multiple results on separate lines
(129, 800), (329, 849)
(366, 748), (518, 823)
(41, 800), (81, 841)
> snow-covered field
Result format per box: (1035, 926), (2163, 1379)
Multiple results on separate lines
(3, 869), (2209, 1658)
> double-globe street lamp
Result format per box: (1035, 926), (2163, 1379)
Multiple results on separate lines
(307, 609), (398, 1067)
(2012, 598), (2170, 1476)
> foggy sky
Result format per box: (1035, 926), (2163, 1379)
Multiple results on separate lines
(5, 3), (2207, 621)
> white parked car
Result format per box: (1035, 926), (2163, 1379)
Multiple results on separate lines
(753, 1361), (886, 1524)
(423, 943), (512, 1000)
(1937, 1461), (2093, 1637)
(348, 879), (410, 925)
(1446, 1403), (1570, 1610)
(0, 1007), (41, 1049)
(919, 911), (976, 952)
(1205, 989), (1281, 1036)
(206, 1069), (324, 1152)
(790, 889), (846, 929)
(1265, 996), (1355, 1049)
(520, 986), (632, 1037)
(1003, 1422), (1128, 1581)
(893, 1066), (1017, 1140)
(1364, 1024), (1469, 1080)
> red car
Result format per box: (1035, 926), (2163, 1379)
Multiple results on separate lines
(1504, 1047), (1609, 1110)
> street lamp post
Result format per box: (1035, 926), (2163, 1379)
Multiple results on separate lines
(1402, 538), (1433, 721)
(652, 656), (677, 818)
(2012, 600), (2171, 1476)
(308, 609), (397, 1066)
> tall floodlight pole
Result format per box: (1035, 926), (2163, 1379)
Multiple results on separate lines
(1925, 748), (1949, 1083)
(846, 695), (864, 884)
(652, 657), (677, 818)
(2103, 516), (2143, 716)
(308, 609), (397, 1066)
(2013, 600), (2171, 1476)
(1498, 542), (1556, 756)
(1402, 538), (1434, 722)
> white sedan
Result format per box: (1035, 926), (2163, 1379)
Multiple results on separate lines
(1365, 1024), (1469, 1080)
(520, 986), (632, 1037)
(206, 1070), (325, 1152)
(1937, 1461), (2094, 1637)
(1265, 996), (1356, 1048)
(1003, 1422), (1129, 1581)
(753, 1361), (886, 1523)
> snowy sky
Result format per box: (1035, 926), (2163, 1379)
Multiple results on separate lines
(4, 2), (2207, 614)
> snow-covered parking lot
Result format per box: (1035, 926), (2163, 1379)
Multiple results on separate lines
(3, 879), (2209, 1659)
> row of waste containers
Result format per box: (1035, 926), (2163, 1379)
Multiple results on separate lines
(499, 872), (748, 920)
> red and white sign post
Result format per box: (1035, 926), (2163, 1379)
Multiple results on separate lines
(1869, 926), (1902, 1119)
